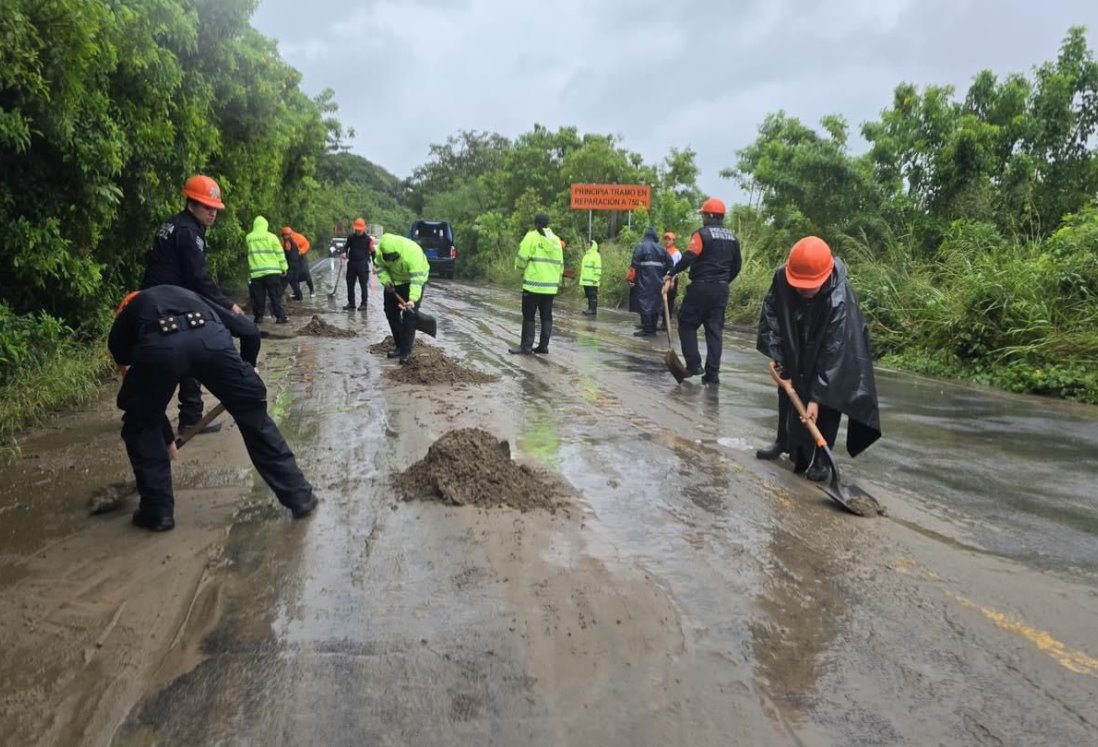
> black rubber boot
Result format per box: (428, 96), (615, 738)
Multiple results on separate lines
(805, 459), (830, 482)
(755, 441), (785, 460)
(509, 321), (536, 354)
(132, 510), (175, 532)
(288, 492), (318, 519)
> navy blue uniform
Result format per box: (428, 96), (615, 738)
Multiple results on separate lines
(142, 210), (235, 432)
(343, 232), (372, 310)
(109, 285), (315, 527)
(669, 220), (742, 382)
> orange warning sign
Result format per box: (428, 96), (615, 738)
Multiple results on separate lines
(570, 184), (652, 211)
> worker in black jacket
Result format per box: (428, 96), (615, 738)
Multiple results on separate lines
(141, 175), (242, 436)
(663, 197), (742, 385)
(342, 218), (372, 311)
(109, 285), (317, 531)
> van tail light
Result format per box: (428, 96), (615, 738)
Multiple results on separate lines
(450, 246), (457, 258)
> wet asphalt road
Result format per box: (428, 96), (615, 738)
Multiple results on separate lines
(7, 263), (1098, 745)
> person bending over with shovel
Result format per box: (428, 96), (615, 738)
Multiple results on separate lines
(662, 197), (741, 385)
(109, 285), (317, 531)
(376, 233), (431, 363)
(755, 236), (881, 481)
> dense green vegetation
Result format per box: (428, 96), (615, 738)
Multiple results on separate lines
(1, 3), (1095, 448)
(408, 28), (1098, 403)
(0, 0), (401, 445)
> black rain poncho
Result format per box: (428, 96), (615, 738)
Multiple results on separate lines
(756, 257), (881, 457)
(630, 227), (672, 319)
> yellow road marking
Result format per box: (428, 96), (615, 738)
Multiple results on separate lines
(952, 594), (1098, 676)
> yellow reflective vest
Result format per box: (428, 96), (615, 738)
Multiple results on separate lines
(516, 228), (563, 295)
(246, 215), (288, 280)
(376, 234), (430, 302)
(579, 242), (601, 287)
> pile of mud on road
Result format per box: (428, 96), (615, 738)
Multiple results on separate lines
(370, 336), (498, 385)
(394, 428), (564, 512)
(298, 315), (357, 338)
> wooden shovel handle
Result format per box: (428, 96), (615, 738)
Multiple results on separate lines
(174, 402), (226, 449)
(661, 288), (674, 350)
(768, 361), (827, 448)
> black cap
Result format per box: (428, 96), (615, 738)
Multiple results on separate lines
(534, 213), (550, 228)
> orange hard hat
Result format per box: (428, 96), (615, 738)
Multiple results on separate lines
(699, 197), (725, 215)
(353, 218), (367, 231)
(785, 236), (835, 289)
(182, 175), (224, 209)
(281, 226), (292, 236)
(663, 231), (676, 240)
(115, 290), (141, 316)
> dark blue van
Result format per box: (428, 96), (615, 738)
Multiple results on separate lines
(409, 220), (456, 279)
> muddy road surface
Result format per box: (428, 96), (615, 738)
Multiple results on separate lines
(2, 268), (1098, 746)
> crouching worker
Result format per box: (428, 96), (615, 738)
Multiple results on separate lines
(109, 285), (318, 531)
(376, 233), (430, 362)
(755, 236), (881, 481)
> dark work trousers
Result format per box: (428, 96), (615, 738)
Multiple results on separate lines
(346, 261), (370, 308)
(283, 270), (302, 300)
(521, 291), (555, 350)
(252, 274), (286, 323)
(118, 320), (313, 520)
(176, 376), (204, 431)
(298, 262), (314, 295)
(583, 285), (598, 311)
(773, 387), (842, 471)
(383, 282), (422, 354)
(248, 280), (262, 320)
(677, 281), (729, 376)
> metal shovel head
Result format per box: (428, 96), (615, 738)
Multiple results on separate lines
(818, 446), (883, 517)
(665, 349), (688, 383)
(415, 309), (438, 338)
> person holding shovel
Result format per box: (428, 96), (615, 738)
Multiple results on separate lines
(109, 285), (317, 531)
(755, 236), (881, 481)
(659, 231), (682, 330)
(662, 197), (741, 384)
(375, 233), (431, 363)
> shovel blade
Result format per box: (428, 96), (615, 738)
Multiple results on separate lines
(821, 483), (882, 517)
(415, 310), (438, 338)
(665, 350), (688, 383)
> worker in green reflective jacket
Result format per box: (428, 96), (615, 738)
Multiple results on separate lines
(509, 213), (563, 355)
(579, 238), (601, 316)
(375, 233), (430, 363)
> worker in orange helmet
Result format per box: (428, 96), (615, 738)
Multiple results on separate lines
(662, 197), (741, 384)
(142, 174), (243, 438)
(341, 218), (372, 311)
(755, 236), (881, 481)
(658, 231), (682, 330)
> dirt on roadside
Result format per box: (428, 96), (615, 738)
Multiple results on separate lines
(394, 428), (563, 512)
(371, 336), (498, 385)
(298, 315), (357, 338)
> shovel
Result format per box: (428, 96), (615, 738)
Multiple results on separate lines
(662, 290), (688, 383)
(393, 290), (437, 338)
(327, 258), (344, 297)
(768, 362), (882, 517)
(89, 403), (227, 515)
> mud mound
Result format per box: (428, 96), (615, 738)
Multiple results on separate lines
(298, 315), (357, 338)
(395, 428), (562, 512)
(368, 335), (423, 354)
(385, 345), (499, 386)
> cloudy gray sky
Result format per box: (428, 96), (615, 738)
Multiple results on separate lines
(252, 0), (1097, 200)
